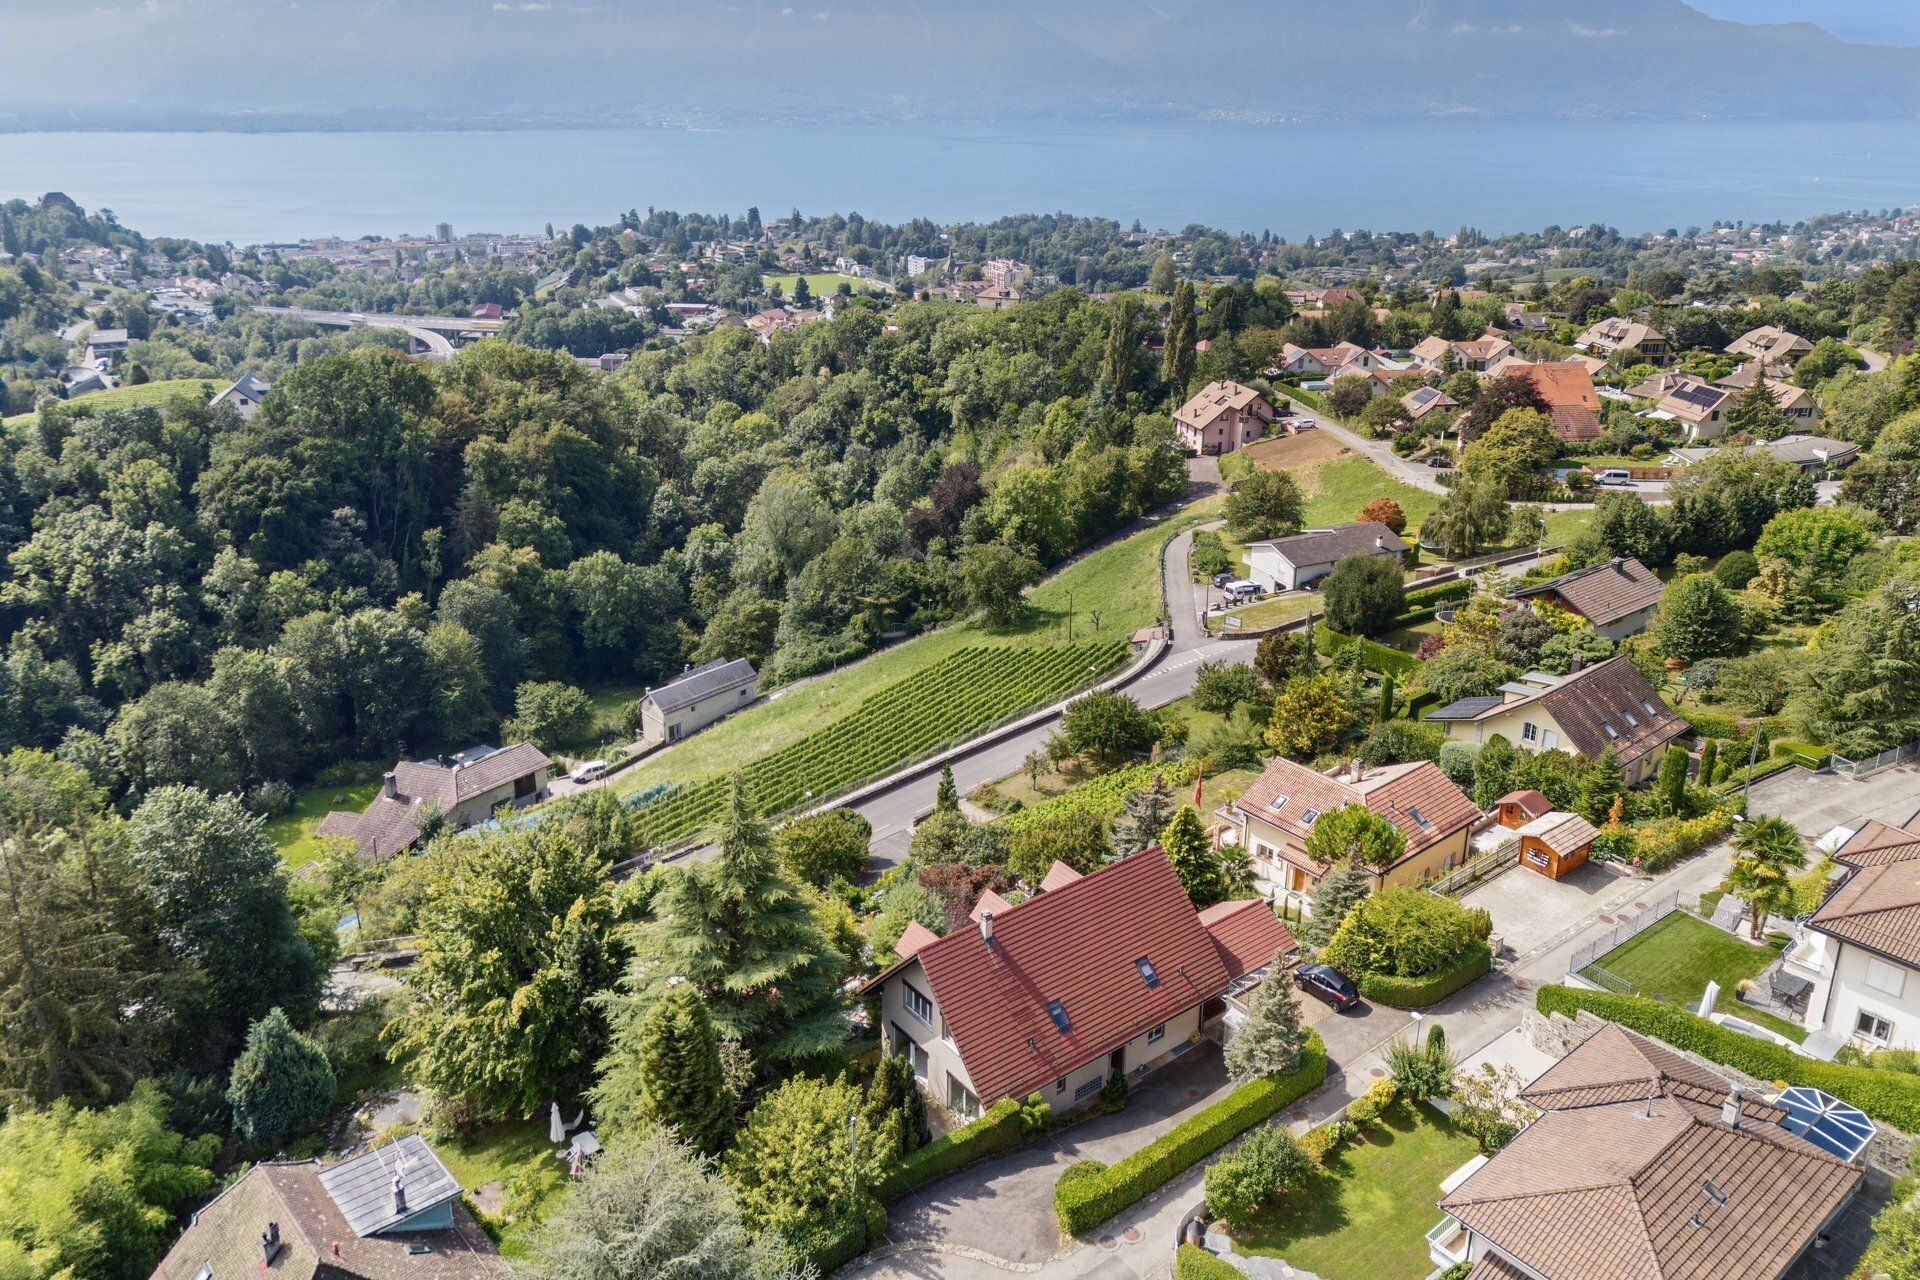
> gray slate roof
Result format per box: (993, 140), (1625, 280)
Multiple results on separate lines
(1247, 521), (1407, 568)
(392, 741), (551, 811)
(316, 1134), (462, 1238)
(646, 656), (758, 714)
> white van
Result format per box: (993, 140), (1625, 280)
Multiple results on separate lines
(569, 759), (609, 784)
(1593, 468), (1634, 486)
(1223, 579), (1261, 603)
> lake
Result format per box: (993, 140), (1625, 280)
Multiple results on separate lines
(4, 118), (1920, 245)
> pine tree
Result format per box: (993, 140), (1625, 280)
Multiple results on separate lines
(620, 983), (734, 1156)
(1577, 745), (1626, 825)
(1656, 744), (1688, 816)
(1726, 371), (1788, 439)
(934, 764), (959, 814)
(604, 776), (848, 1076)
(1111, 773), (1176, 857)
(1163, 279), (1198, 398)
(1160, 805), (1235, 906)
(863, 1051), (929, 1161)
(1303, 860), (1372, 945)
(1222, 954), (1307, 1082)
(1698, 739), (1719, 790)
(227, 1007), (336, 1149)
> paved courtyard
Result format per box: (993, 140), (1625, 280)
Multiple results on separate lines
(1458, 858), (1642, 957)
(1746, 764), (1920, 840)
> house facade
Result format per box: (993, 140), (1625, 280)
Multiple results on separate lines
(1424, 656), (1687, 784)
(1173, 380), (1276, 455)
(1242, 521), (1407, 592)
(1782, 815), (1920, 1054)
(1573, 316), (1670, 365)
(316, 742), (551, 861)
(861, 850), (1295, 1116)
(1218, 757), (1482, 912)
(211, 373), (271, 419)
(1511, 556), (1664, 642)
(639, 657), (760, 746)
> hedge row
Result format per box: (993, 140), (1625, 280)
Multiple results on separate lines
(1176, 1243), (1248, 1279)
(1358, 941), (1492, 1009)
(1053, 1033), (1328, 1237)
(1001, 758), (1202, 836)
(873, 1096), (1028, 1203)
(1314, 626), (1423, 677)
(1535, 985), (1920, 1132)
(790, 1194), (888, 1275)
(1403, 579), (1473, 609)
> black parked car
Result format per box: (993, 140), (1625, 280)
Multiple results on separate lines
(1293, 962), (1361, 1011)
(1211, 571), (1236, 588)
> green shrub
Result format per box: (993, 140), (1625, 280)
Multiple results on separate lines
(1535, 986), (1920, 1131)
(1404, 580), (1474, 609)
(1175, 1243), (1248, 1279)
(1316, 626), (1422, 677)
(1299, 1124), (1339, 1164)
(1054, 1033), (1328, 1236)
(1633, 808), (1736, 872)
(1357, 941), (1493, 1008)
(1681, 710), (1745, 741)
(873, 1097), (1028, 1203)
(1203, 1126), (1311, 1229)
(1001, 758), (1201, 835)
(1324, 887), (1485, 979)
(787, 1195), (887, 1275)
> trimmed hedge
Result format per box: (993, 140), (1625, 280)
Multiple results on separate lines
(1359, 941), (1492, 1009)
(790, 1194), (888, 1275)
(1053, 1033), (1328, 1236)
(1403, 579), (1473, 609)
(1536, 985), (1920, 1132)
(1315, 626), (1423, 677)
(874, 1096), (1028, 1203)
(1176, 1244), (1248, 1279)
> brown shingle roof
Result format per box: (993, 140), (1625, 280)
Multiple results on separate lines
(316, 795), (425, 862)
(1233, 758), (1481, 874)
(911, 848), (1230, 1103)
(1520, 1024), (1784, 1119)
(1443, 1027), (1856, 1280)
(1196, 899), (1298, 978)
(1833, 815), (1920, 868)
(1496, 789), (1554, 821)
(1516, 811), (1600, 858)
(1809, 853), (1920, 968)
(391, 742), (551, 812)
(1175, 380), (1274, 430)
(1465, 1255), (1535, 1280)
(1514, 557), (1664, 628)
(1509, 361), (1603, 442)
(1535, 657), (1687, 768)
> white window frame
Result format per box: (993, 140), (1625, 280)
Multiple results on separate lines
(903, 981), (935, 1027)
(1856, 1010), (1895, 1044)
(1521, 722), (1538, 743)
(1146, 1023), (1166, 1045)
(1865, 957), (1908, 999)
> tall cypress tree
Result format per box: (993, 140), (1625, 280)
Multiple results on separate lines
(1163, 279), (1198, 399)
(863, 1051), (929, 1160)
(1160, 805), (1234, 906)
(1099, 296), (1141, 404)
(622, 983), (734, 1156)
(934, 764), (959, 814)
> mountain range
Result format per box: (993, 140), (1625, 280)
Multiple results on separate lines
(4, 0), (1919, 130)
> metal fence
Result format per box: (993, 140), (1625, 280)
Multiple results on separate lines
(1831, 741), (1920, 780)
(1568, 890), (1682, 977)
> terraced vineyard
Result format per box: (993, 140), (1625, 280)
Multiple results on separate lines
(629, 642), (1128, 847)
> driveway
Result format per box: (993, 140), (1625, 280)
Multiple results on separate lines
(874, 1049), (1233, 1271)
(1744, 763), (1920, 839)
(1458, 859), (1640, 957)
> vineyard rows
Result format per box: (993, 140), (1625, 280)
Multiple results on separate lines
(627, 642), (1129, 847)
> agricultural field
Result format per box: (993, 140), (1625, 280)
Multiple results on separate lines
(761, 272), (885, 298)
(628, 641), (1127, 847)
(2, 377), (219, 429)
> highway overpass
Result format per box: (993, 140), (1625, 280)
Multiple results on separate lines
(253, 306), (505, 359)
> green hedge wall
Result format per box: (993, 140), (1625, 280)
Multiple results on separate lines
(1359, 941), (1492, 1009)
(1535, 985), (1920, 1132)
(1315, 626), (1423, 677)
(1403, 579), (1473, 609)
(873, 1096), (1028, 1203)
(1176, 1244), (1248, 1279)
(790, 1194), (888, 1275)
(1053, 1033), (1328, 1237)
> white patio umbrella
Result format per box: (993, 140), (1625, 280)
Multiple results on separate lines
(549, 1101), (565, 1144)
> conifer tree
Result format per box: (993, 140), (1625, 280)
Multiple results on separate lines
(934, 764), (959, 814)
(1577, 745), (1626, 824)
(1656, 744), (1689, 816)
(1164, 279), (1198, 397)
(227, 1007), (336, 1149)
(1111, 772), (1176, 857)
(1160, 805), (1235, 906)
(1698, 739), (1719, 791)
(617, 982), (734, 1156)
(1223, 953), (1307, 1082)
(1303, 859), (1372, 945)
(863, 1051), (929, 1161)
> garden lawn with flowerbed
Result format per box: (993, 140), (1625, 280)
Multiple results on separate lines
(1232, 1102), (1477, 1280)
(1576, 910), (1802, 1039)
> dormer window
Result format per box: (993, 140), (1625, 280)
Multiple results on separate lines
(1602, 723), (1619, 739)
(1047, 999), (1071, 1033)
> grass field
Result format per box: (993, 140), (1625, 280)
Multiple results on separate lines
(762, 272), (885, 298)
(1236, 1103), (1479, 1280)
(265, 775), (382, 867)
(1579, 911), (1803, 1040)
(1217, 592), (1316, 632)
(2, 378), (219, 430)
(614, 497), (1217, 799)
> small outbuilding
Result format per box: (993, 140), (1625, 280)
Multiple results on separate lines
(1513, 810), (1599, 879)
(639, 657), (759, 746)
(1491, 789), (1553, 830)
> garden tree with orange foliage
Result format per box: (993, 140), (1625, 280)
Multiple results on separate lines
(1357, 497), (1406, 534)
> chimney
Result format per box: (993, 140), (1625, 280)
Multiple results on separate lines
(1348, 758), (1364, 784)
(979, 911), (994, 945)
(1721, 1084), (1742, 1129)
(1375, 534), (1386, 549)
(1570, 653), (1585, 674)
(261, 1222), (282, 1264)
(392, 1173), (407, 1216)
(382, 771), (397, 799)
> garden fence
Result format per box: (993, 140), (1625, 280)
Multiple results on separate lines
(1831, 741), (1919, 780)
(1426, 838), (1518, 898)
(1568, 890), (1681, 978)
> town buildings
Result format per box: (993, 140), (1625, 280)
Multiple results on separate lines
(1574, 317), (1670, 365)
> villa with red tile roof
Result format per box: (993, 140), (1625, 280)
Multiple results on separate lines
(1174, 380), (1275, 455)
(858, 849), (1295, 1116)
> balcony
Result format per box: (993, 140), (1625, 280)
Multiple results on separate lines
(1426, 1215), (1470, 1270)
(1781, 926), (1831, 982)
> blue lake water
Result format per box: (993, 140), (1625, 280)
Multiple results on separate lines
(3, 118), (1920, 245)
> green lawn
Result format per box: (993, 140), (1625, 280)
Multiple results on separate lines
(382, 1115), (563, 1258)
(614, 497), (1218, 798)
(1235, 1103), (1480, 1280)
(3, 378), (219, 430)
(1579, 911), (1804, 1040)
(762, 272), (884, 298)
(265, 775), (382, 867)
(1299, 457), (1438, 530)
(1218, 593), (1316, 631)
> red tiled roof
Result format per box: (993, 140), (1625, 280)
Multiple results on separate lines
(912, 849), (1230, 1103)
(895, 921), (941, 960)
(1197, 899), (1298, 978)
(1040, 861), (1085, 892)
(1833, 815), (1920, 868)
(1233, 758), (1482, 874)
(1496, 790), (1553, 821)
(1509, 361), (1603, 443)
(969, 888), (1014, 923)
(1809, 851), (1920, 968)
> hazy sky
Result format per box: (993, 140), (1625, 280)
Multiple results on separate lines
(1688, 0), (1920, 46)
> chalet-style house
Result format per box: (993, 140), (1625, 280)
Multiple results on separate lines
(1649, 376), (1734, 441)
(1712, 360), (1822, 425)
(1573, 316), (1670, 365)
(1218, 757), (1482, 911)
(1726, 324), (1814, 367)
(1424, 656), (1686, 785)
(1174, 380), (1276, 455)
(860, 849), (1296, 1116)
(639, 657), (759, 746)
(1429, 1024), (1862, 1280)
(148, 1134), (502, 1280)
(1511, 556), (1664, 641)
(1411, 332), (1518, 373)
(317, 743), (551, 860)
(1503, 361), (1603, 444)
(211, 373), (272, 419)
(1781, 812), (1920, 1054)
(1242, 521), (1407, 592)
(1401, 384), (1459, 423)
